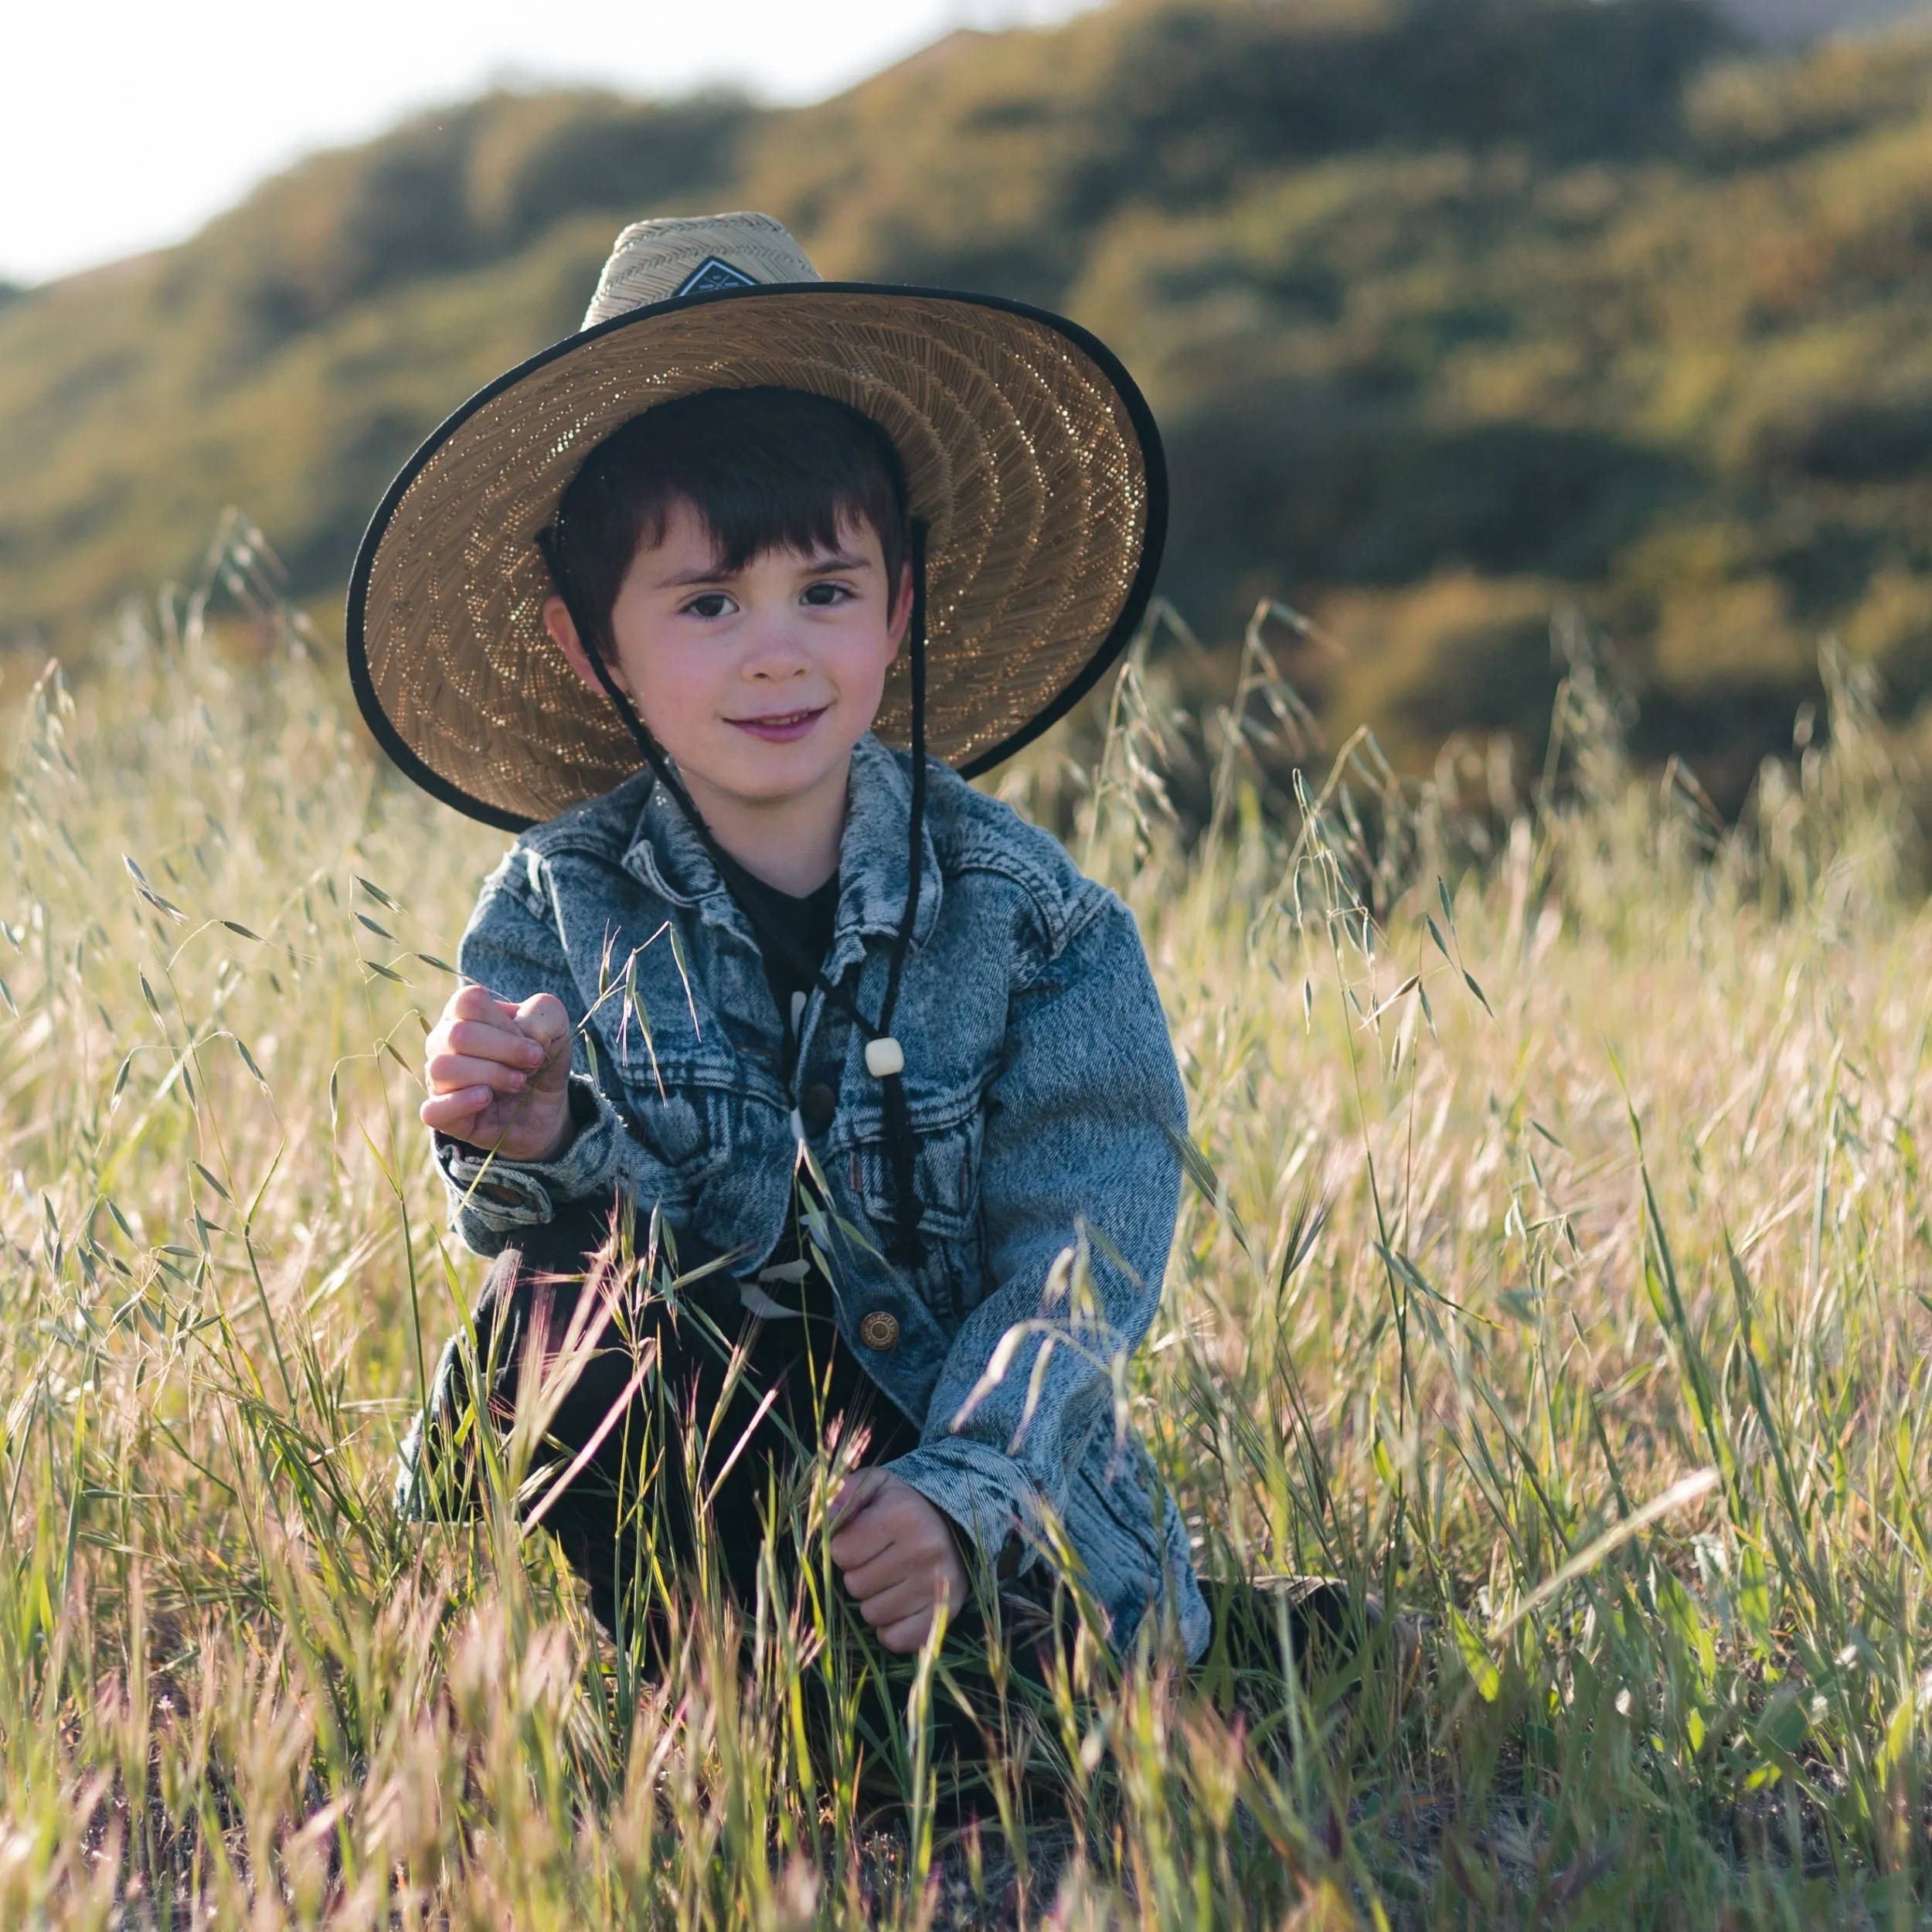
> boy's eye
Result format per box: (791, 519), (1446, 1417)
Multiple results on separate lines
(682, 592), (734, 618)
(801, 580), (854, 607)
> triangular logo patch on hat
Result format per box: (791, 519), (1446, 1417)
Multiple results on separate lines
(676, 257), (758, 297)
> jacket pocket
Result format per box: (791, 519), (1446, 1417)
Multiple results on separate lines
(849, 1104), (988, 1316)
(613, 1085), (735, 1199)
(849, 1104), (981, 1236)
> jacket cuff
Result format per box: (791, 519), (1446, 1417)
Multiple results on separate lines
(886, 1437), (1043, 1577)
(436, 1074), (619, 1234)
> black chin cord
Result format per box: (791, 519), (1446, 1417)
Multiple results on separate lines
(876, 522), (928, 1266)
(535, 522), (929, 1267)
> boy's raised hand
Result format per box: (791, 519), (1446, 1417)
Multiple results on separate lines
(421, 984), (575, 1162)
(828, 1468), (970, 1654)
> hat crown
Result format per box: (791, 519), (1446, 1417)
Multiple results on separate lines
(582, 213), (821, 328)
(352, 219), (1162, 828)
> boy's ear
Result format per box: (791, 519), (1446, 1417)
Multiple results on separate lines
(543, 596), (627, 698)
(887, 560), (915, 657)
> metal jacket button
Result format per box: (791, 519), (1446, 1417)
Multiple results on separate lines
(800, 1081), (838, 1124)
(858, 1310), (900, 1352)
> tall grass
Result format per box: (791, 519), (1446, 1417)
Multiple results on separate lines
(4, 526), (1932, 1926)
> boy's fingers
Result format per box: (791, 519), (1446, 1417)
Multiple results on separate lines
(425, 1053), (527, 1095)
(442, 1019), (546, 1065)
(855, 1580), (937, 1630)
(420, 1090), (491, 1131)
(448, 981), (512, 1021)
(515, 992), (571, 1049)
(827, 1466), (888, 1528)
(830, 1513), (904, 1578)
(828, 1477), (894, 1551)
(828, 1517), (886, 1570)
(876, 1611), (936, 1655)
(841, 1549), (920, 1602)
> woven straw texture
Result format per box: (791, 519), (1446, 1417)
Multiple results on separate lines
(583, 213), (819, 324)
(356, 288), (1153, 828)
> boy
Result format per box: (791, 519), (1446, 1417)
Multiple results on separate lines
(352, 212), (1212, 1665)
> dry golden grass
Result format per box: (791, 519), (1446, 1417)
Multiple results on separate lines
(4, 529), (1932, 1925)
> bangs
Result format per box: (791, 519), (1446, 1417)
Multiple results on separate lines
(546, 386), (911, 656)
(639, 464), (875, 579)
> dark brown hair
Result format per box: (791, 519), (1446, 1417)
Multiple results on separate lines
(542, 385), (912, 660)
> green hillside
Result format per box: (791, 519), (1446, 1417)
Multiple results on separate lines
(6, 0), (1932, 798)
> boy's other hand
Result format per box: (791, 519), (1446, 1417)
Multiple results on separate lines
(827, 1468), (969, 1654)
(421, 985), (574, 1162)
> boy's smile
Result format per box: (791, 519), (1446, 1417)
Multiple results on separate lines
(727, 703), (828, 743)
(544, 497), (911, 894)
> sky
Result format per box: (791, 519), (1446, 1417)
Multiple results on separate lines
(4, 0), (1098, 287)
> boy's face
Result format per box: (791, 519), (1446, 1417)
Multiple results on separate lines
(546, 496), (911, 821)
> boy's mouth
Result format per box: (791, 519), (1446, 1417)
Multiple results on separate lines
(726, 706), (828, 743)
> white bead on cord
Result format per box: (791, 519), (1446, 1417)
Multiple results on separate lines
(864, 1036), (905, 1079)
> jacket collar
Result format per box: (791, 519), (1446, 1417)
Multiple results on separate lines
(619, 736), (942, 966)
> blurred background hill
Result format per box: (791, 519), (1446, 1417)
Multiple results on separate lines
(1715, 0), (1929, 41)
(6, 0), (1932, 801)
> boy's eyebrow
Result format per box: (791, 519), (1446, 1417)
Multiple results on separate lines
(656, 547), (874, 588)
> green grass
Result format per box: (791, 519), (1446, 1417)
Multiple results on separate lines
(5, 525), (1932, 1926)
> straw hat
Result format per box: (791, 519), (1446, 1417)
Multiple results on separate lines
(347, 212), (1167, 831)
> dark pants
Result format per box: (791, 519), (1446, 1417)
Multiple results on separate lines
(412, 1196), (1368, 1787)
(419, 1194), (926, 1633)
(412, 1195), (1085, 1790)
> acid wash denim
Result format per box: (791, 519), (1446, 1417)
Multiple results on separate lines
(429, 733), (1210, 1662)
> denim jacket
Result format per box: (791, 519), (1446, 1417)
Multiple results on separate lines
(433, 733), (1209, 1661)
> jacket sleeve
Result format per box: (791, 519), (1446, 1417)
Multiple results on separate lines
(886, 886), (1188, 1577)
(435, 850), (685, 1257)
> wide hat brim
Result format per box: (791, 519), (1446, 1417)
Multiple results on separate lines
(347, 281), (1167, 832)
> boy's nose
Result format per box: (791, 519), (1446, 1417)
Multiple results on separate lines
(741, 621), (814, 678)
